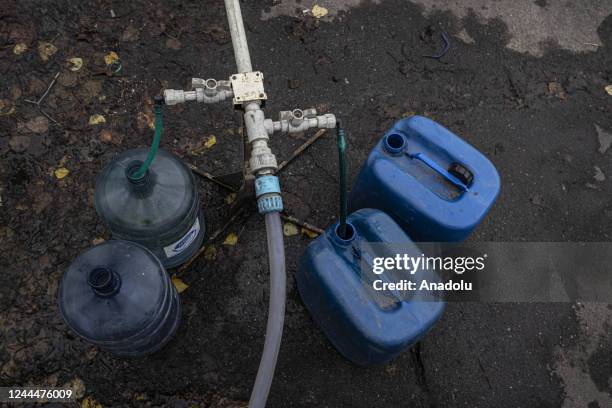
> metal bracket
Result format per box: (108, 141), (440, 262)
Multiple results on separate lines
(230, 71), (267, 104)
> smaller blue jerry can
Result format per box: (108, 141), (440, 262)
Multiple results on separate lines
(349, 116), (500, 242)
(297, 208), (445, 365)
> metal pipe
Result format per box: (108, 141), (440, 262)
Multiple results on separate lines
(224, 0), (253, 73)
(223, 2), (286, 407)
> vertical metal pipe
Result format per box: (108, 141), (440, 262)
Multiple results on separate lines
(224, 0), (253, 73)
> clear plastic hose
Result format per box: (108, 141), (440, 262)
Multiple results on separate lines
(249, 212), (286, 408)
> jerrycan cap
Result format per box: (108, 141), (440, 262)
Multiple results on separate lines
(331, 221), (357, 246)
(383, 133), (406, 155)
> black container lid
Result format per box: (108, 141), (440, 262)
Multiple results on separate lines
(58, 240), (169, 343)
(94, 148), (197, 241)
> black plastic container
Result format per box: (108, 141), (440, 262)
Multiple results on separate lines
(58, 240), (181, 357)
(95, 148), (205, 268)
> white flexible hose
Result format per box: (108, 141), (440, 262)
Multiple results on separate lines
(249, 212), (287, 408)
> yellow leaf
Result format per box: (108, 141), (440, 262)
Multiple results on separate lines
(204, 135), (217, 149)
(104, 51), (119, 66)
(13, 43), (27, 55)
(66, 57), (83, 72)
(223, 232), (238, 246)
(311, 4), (329, 18)
(225, 193), (237, 204)
(301, 228), (319, 239)
(54, 167), (69, 179)
(92, 237), (105, 245)
(81, 396), (102, 408)
(89, 114), (106, 125)
(171, 276), (189, 293)
(605, 85), (612, 96)
(283, 222), (298, 236)
(204, 245), (217, 261)
(38, 42), (58, 61)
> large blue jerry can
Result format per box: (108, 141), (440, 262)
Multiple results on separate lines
(349, 116), (500, 242)
(297, 208), (445, 365)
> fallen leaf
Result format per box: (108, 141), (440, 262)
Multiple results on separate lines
(594, 166), (606, 182)
(66, 57), (83, 71)
(223, 232), (238, 246)
(225, 193), (237, 204)
(64, 377), (85, 399)
(171, 275), (189, 293)
(89, 114), (106, 125)
(283, 222), (298, 236)
(301, 228), (319, 239)
(0, 99), (15, 116)
(120, 25), (140, 42)
(104, 51), (119, 66)
(311, 4), (329, 18)
(92, 237), (105, 245)
(136, 111), (155, 130)
(25, 116), (49, 133)
(99, 129), (113, 143)
(54, 167), (70, 179)
(9, 135), (30, 153)
(165, 37), (182, 50)
(595, 124), (612, 154)
(204, 135), (217, 149)
(38, 41), (58, 61)
(13, 43), (27, 55)
(81, 396), (102, 408)
(204, 245), (217, 261)
(605, 85), (612, 96)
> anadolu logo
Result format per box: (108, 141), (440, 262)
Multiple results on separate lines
(172, 229), (198, 253)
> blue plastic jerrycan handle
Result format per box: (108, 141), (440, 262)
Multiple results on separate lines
(406, 152), (469, 192)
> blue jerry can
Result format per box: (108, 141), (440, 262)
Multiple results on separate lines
(349, 116), (500, 242)
(297, 208), (445, 365)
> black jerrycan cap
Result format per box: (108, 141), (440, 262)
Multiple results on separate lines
(58, 240), (181, 357)
(94, 148), (205, 268)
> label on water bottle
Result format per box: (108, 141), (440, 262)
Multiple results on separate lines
(163, 218), (200, 258)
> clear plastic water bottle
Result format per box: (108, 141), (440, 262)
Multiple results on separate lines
(58, 240), (181, 356)
(94, 148), (205, 268)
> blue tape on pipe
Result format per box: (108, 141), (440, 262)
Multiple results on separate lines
(255, 175), (281, 197)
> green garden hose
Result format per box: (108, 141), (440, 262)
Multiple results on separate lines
(337, 119), (348, 238)
(131, 96), (164, 180)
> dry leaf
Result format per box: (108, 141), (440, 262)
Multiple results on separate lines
(311, 4), (329, 18)
(223, 232), (238, 246)
(104, 51), (119, 65)
(64, 377), (85, 399)
(0, 99), (16, 116)
(204, 245), (217, 261)
(301, 228), (319, 239)
(204, 135), (217, 149)
(92, 237), (105, 245)
(283, 222), (298, 236)
(38, 41), (58, 61)
(99, 129), (113, 143)
(225, 193), (237, 204)
(89, 114), (106, 125)
(165, 37), (182, 50)
(66, 57), (83, 71)
(171, 276), (189, 293)
(25, 116), (49, 133)
(54, 167), (70, 179)
(81, 396), (102, 408)
(606, 85), (612, 96)
(13, 43), (27, 55)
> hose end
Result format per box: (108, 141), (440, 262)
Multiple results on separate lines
(255, 175), (283, 214)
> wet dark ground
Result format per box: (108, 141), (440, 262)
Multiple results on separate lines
(1, 0), (612, 407)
